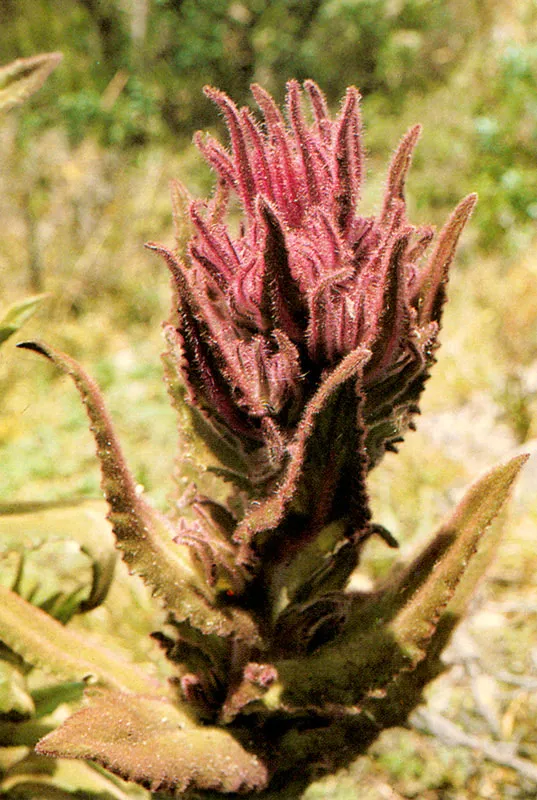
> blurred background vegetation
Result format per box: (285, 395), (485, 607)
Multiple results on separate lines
(2, 1), (537, 797)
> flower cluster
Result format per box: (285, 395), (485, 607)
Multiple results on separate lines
(151, 81), (475, 481)
(148, 81), (476, 569)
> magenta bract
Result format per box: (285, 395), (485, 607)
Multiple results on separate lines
(149, 81), (475, 482)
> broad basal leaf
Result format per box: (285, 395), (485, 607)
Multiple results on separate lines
(36, 692), (268, 795)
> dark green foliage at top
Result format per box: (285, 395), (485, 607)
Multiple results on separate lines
(5, 1), (537, 252)
(0, 0), (478, 145)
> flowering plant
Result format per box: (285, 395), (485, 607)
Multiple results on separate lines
(2, 79), (526, 798)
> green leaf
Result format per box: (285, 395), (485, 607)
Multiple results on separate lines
(384, 452), (528, 656)
(0, 534), (90, 625)
(271, 454), (528, 709)
(269, 519), (349, 623)
(0, 784), (81, 799)
(17, 341), (259, 644)
(0, 295), (48, 347)
(0, 719), (53, 748)
(0, 53), (62, 112)
(0, 662), (35, 719)
(0, 500), (116, 619)
(36, 692), (268, 795)
(0, 585), (163, 696)
(31, 681), (85, 719)
(1, 752), (147, 799)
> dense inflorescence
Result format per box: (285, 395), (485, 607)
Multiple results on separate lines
(154, 82), (476, 467)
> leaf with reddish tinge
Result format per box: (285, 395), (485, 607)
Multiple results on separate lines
(234, 346), (371, 560)
(415, 193), (478, 324)
(270, 454), (528, 709)
(17, 341), (259, 644)
(36, 692), (268, 795)
(386, 452), (529, 658)
(381, 125), (421, 224)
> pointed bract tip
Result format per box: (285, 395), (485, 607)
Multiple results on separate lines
(41, 51), (63, 63)
(16, 51), (63, 71)
(459, 192), (478, 214)
(250, 82), (275, 103)
(393, 124), (422, 162)
(400, 124), (422, 156)
(286, 78), (301, 92)
(145, 240), (182, 258)
(506, 451), (530, 470)
(16, 340), (53, 359)
(192, 129), (204, 148)
(203, 85), (238, 113)
(144, 242), (185, 285)
(442, 193), (478, 239)
(145, 240), (175, 259)
(343, 85), (361, 106)
(202, 85), (218, 99)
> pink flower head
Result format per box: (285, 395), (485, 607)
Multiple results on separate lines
(148, 80), (476, 486)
